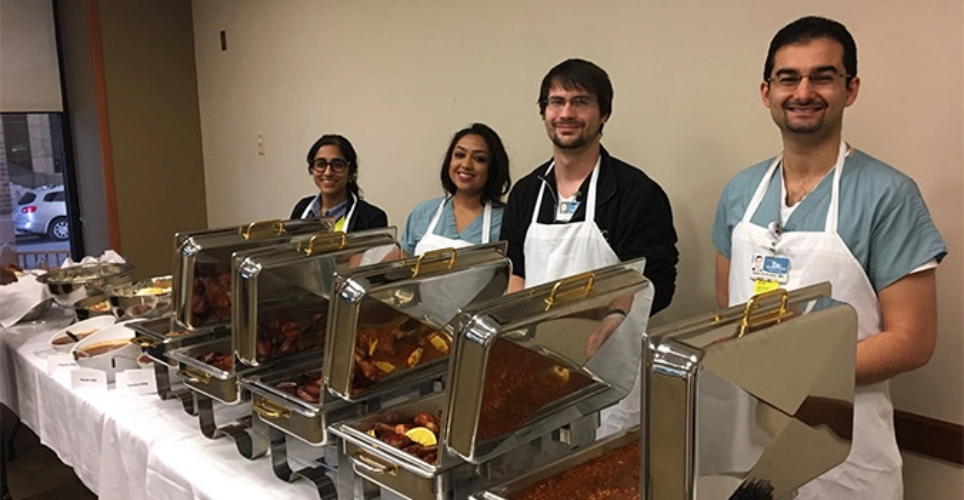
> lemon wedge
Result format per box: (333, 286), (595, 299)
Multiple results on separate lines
(404, 426), (437, 446)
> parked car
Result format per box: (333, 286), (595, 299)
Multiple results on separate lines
(14, 185), (69, 241)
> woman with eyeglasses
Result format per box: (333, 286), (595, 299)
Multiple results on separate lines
(291, 134), (387, 232)
(399, 123), (511, 256)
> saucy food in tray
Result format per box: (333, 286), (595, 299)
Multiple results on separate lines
(256, 311), (326, 363)
(476, 338), (594, 442)
(350, 321), (450, 394)
(364, 412), (442, 464)
(190, 263), (232, 326)
(511, 441), (639, 500)
(275, 370), (323, 404)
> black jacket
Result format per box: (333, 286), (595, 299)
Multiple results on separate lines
(290, 195), (388, 233)
(499, 147), (679, 315)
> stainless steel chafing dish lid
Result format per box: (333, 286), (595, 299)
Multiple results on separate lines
(232, 227), (399, 366)
(172, 218), (333, 330)
(644, 282), (857, 500)
(445, 257), (653, 464)
(324, 243), (511, 401)
(128, 314), (228, 366)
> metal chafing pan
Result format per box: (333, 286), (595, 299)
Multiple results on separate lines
(172, 218), (332, 330)
(471, 427), (640, 500)
(167, 335), (248, 404)
(331, 392), (480, 499)
(240, 359), (359, 446)
(232, 227), (399, 367)
(129, 314), (228, 367)
(642, 282), (857, 500)
(444, 257), (654, 465)
(324, 243), (511, 403)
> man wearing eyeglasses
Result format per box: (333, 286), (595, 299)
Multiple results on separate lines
(712, 16), (946, 500)
(500, 58), (679, 435)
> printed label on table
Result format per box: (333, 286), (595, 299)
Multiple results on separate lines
(115, 369), (157, 395)
(47, 353), (78, 374)
(70, 368), (107, 391)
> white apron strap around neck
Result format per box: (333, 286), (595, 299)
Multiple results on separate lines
(531, 158), (602, 225)
(426, 196), (492, 243)
(742, 139), (848, 231)
(341, 192), (358, 231)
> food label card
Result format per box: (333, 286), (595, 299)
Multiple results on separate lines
(70, 369), (107, 391)
(115, 369), (157, 396)
(47, 354), (78, 374)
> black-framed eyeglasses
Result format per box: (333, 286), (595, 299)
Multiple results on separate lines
(543, 95), (596, 110)
(310, 158), (349, 173)
(767, 71), (851, 90)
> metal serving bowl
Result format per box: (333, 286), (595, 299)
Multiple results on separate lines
(37, 263), (135, 307)
(108, 275), (173, 320)
(19, 298), (53, 323)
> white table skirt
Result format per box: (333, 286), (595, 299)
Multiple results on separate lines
(0, 309), (319, 500)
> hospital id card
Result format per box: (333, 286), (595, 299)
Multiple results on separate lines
(555, 196), (580, 222)
(749, 253), (790, 283)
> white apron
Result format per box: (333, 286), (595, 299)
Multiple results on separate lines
(523, 161), (639, 438)
(413, 197), (492, 255)
(301, 192), (358, 232)
(729, 140), (902, 500)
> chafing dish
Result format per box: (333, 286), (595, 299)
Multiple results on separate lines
(324, 243), (511, 402)
(245, 243), (509, 494)
(475, 282), (856, 500)
(332, 258), (653, 499)
(233, 228), (399, 368)
(108, 275), (173, 320)
(171, 218), (331, 330)
(39, 262), (135, 307)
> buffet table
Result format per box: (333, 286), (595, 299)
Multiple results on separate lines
(0, 307), (320, 500)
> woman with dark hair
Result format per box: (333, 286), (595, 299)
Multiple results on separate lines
(291, 134), (387, 232)
(400, 123), (511, 256)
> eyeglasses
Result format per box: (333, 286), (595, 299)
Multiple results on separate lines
(543, 95), (596, 110)
(767, 71), (851, 90)
(310, 158), (349, 173)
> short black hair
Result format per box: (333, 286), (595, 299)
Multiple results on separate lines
(306, 134), (363, 198)
(439, 123), (511, 205)
(538, 58), (613, 120)
(764, 16), (857, 84)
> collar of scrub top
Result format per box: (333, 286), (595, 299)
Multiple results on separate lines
(766, 142), (854, 253)
(306, 195), (349, 219)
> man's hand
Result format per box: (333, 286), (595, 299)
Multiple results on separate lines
(507, 275), (525, 294)
(856, 269), (938, 385)
(1, 264), (20, 285)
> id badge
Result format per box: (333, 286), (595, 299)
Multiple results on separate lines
(749, 253), (790, 283)
(555, 199), (580, 222)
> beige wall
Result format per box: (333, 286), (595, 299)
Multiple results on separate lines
(0, 0), (62, 112)
(96, 0), (208, 278)
(191, 0), (963, 492)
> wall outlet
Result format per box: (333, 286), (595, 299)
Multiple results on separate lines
(257, 133), (265, 156)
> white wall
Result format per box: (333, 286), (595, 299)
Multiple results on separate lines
(191, 0), (963, 491)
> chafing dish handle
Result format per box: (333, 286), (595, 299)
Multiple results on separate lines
(736, 287), (794, 338)
(252, 398), (291, 420)
(544, 271), (595, 311)
(298, 231), (347, 255)
(177, 366), (212, 384)
(239, 219), (286, 240)
(349, 451), (399, 476)
(412, 247), (457, 276)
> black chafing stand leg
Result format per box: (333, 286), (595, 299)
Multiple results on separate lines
(153, 362), (197, 415)
(195, 395), (268, 460)
(267, 426), (338, 500)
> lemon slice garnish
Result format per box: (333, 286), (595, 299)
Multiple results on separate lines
(404, 426), (437, 446)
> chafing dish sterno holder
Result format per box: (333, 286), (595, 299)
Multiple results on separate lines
(645, 282), (856, 500)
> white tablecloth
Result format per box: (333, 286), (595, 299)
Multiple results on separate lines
(0, 308), (319, 500)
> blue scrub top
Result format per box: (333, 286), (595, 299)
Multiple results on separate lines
(400, 196), (504, 255)
(713, 149), (947, 292)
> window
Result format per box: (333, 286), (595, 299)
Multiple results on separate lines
(17, 192), (36, 204)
